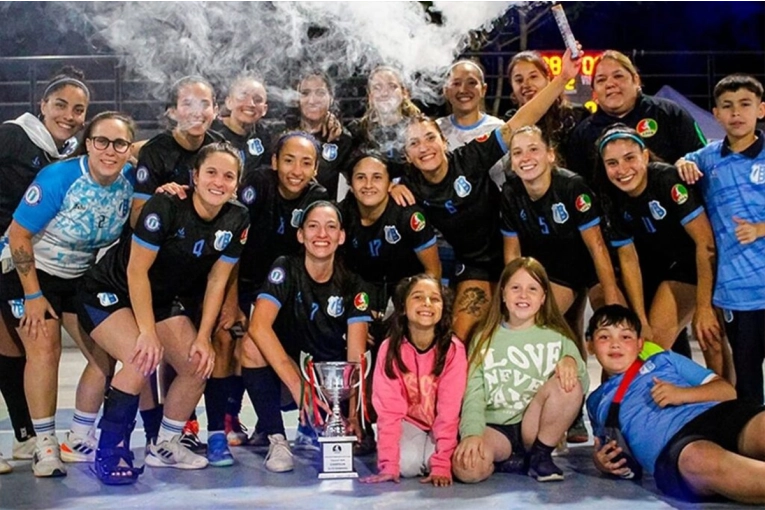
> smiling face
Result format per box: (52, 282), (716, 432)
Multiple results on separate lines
(225, 78), (267, 129)
(351, 156), (389, 209)
(443, 62), (486, 116)
(85, 118), (133, 184)
(368, 69), (407, 115)
(588, 322), (643, 375)
(405, 278), (444, 332)
(509, 60), (550, 106)
(601, 138), (650, 197)
(593, 58), (640, 117)
(192, 151), (239, 208)
(170, 81), (217, 138)
(502, 268), (546, 329)
(299, 75), (332, 124)
(272, 136), (318, 199)
(714, 88), (765, 142)
(404, 120), (448, 181)
(40, 84), (88, 147)
(510, 130), (555, 184)
(297, 205), (345, 260)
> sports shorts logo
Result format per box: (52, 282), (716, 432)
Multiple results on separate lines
(24, 184), (42, 206)
(136, 166), (149, 183)
(8, 299), (24, 319)
(384, 225), (401, 244)
(575, 194), (592, 213)
(723, 309), (734, 323)
(636, 118), (658, 138)
(144, 213), (161, 232)
(751, 164), (765, 185)
(327, 296), (344, 317)
(551, 203), (569, 224)
(97, 293), (119, 307)
(354, 292), (369, 311)
(241, 186), (256, 204)
(410, 212), (426, 232)
(648, 200), (667, 220)
(671, 184), (689, 205)
(454, 176), (472, 198)
(268, 267), (285, 284)
(322, 143), (338, 161)
(248, 138), (264, 156)
(214, 230), (233, 251)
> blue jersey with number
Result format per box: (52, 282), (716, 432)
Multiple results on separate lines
(8, 156), (134, 278)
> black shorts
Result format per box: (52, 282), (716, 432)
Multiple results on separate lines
(454, 257), (503, 284)
(0, 270), (81, 326)
(642, 258), (697, 305)
(654, 400), (765, 502)
(486, 422), (526, 457)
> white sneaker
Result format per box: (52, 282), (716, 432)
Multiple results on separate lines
(0, 453), (11, 474)
(32, 435), (67, 477)
(145, 435), (208, 470)
(61, 431), (97, 463)
(264, 434), (293, 473)
(12, 436), (36, 460)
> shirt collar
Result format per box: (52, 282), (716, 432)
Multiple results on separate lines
(721, 130), (764, 158)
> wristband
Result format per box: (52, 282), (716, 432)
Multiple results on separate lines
(24, 291), (43, 300)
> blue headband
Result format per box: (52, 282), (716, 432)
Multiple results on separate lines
(598, 132), (645, 155)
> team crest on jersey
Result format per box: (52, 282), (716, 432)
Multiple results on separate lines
(648, 200), (667, 220)
(475, 132), (491, 143)
(268, 267), (285, 284)
(636, 118), (658, 138)
(671, 184), (689, 204)
(23, 184), (42, 206)
(239, 226), (249, 245)
(144, 213), (161, 232)
(454, 176), (472, 198)
(409, 212), (426, 232)
(241, 186), (256, 204)
(751, 164), (765, 185)
(551, 203), (569, 224)
(354, 292), (369, 311)
(213, 230), (233, 251)
(327, 296), (344, 318)
(575, 194), (592, 213)
(97, 293), (119, 307)
(290, 209), (304, 228)
(136, 166), (149, 183)
(8, 299), (24, 319)
(384, 225), (401, 244)
(248, 138), (265, 156)
(322, 143), (338, 162)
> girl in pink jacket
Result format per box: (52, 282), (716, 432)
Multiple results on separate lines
(360, 274), (468, 487)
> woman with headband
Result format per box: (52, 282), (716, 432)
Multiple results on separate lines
(594, 125), (725, 376)
(0, 66), (90, 474)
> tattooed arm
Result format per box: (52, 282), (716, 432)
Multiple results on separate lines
(453, 283), (491, 343)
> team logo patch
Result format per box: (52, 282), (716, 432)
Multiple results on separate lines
(291, 209), (304, 228)
(475, 132), (490, 143)
(384, 225), (401, 244)
(751, 164), (765, 185)
(239, 226), (249, 245)
(551, 203), (569, 224)
(410, 212), (426, 232)
(144, 213), (161, 232)
(575, 194), (592, 213)
(247, 138), (264, 156)
(322, 143), (338, 162)
(354, 292), (369, 311)
(327, 296), (344, 318)
(636, 118), (658, 138)
(23, 184), (42, 206)
(671, 184), (689, 204)
(648, 200), (667, 220)
(454, 176), (472, 198)
(136, 166), (149, 183)
(213, 230), (233, 251)
(241, 185), (256, 204)
(268, 267), (285, 284)
(97, 293), (119, 307)
(8, 299), (24, 319)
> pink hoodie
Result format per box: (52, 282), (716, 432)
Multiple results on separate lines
(373, 335), (467, 478)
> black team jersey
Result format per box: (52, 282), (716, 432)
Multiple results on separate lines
(211, 118), (272, 176)
(340, 198), (437, 309)
(86, 193), (249, 306)
(401, 130), (506, 270)
(608, 162), (704, 274)
(134, 130), (224, 200)
(236, 168), (328, 293)
(501, 168), (602, 289)
(567, 94), (706, 184)
(258, 255), (372, 362)
(312, 128), (355, 200)
(0, 124), (53, 233)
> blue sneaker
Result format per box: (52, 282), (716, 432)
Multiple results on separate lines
(293, 422), (320, 451)
(206, 433), (234, 467)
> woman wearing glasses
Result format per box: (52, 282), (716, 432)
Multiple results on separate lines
(0, 112), (136, 477)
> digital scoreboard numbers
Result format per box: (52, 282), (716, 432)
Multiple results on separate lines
(539, 51), (599, 113)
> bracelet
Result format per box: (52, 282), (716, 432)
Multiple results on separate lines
(24, 291), (43, 300)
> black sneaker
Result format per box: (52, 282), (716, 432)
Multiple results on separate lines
(179, 420), (207, 454)
(528, 451), (564, 482)
(495, 453), (528, 475)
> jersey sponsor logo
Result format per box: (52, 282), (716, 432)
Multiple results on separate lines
(648, 200), (667, 220)
(175, 228), (186, 239)
(751, 164), (765, 185)
(671, 184), (689, 204)
(23, 184), (42, 206)
(213, 230), (233, 251)
(240, 226), (249, 245)
(327, 296), (344, 317)
(520, 209), (528, 221)
(322, 143), (338, 162)
(354, 292), (369, 311)
(248, 138), (265, 156)
(31, 156), (41, 169)
(241, 185), (256, 204)
(8, 299), (24, 319)
(575, 194), (592, 212)
(384, 225), (401, 244)
(290, 209), (304, 228)
(454, 176), (472, 198)
(136, 166), (149, 183)
(144, 213), (161, 232)
(410, 212), (426, 232)
(97, 292), (119, 307)
(118, 199), (130, 217)
(268, 267), (285, 284)
(636, 118), (658, 138)
(475, 132), (490, 143)
(551, 202), (569, 224)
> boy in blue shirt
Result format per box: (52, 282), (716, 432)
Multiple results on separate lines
(676, 74), (765, 403)
(587, 305), (765, 503)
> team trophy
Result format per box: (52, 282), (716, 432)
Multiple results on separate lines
(300, 351), (371, 479)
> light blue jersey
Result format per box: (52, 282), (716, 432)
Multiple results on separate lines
(7, 156), (134, 279)
(684, 136), (765, 310)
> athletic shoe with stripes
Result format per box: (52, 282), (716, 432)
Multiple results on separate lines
(32, 435), (67, 478)
(12, 437), (36, 460)
(145, 435), (209, 470)
(61, 431), (97, 463)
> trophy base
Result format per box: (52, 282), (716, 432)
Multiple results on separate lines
(317, 435), (357, 479)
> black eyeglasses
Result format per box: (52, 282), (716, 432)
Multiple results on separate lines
(89, 136), (132, 154)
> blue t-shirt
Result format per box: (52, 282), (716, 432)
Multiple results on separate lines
(684, 136), (765, 310)
(587, 351), (718, 475)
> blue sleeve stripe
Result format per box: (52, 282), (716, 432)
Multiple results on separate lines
(610, 238), (633, 248)
(500, 229), (518, 237)
(220, 255), (239, 264)
(131, 234), (160, 252)
(680, 206), (704, 226)
(578, 217), (601, 232)
(494, 129), (508, 153)
(134, 193), (152, 200)
(414, 236), (437, 252)
(348, 316), (373, 324)
(257, 293), (282, 308)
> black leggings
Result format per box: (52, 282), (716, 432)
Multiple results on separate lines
(724, 309), (765, 403)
